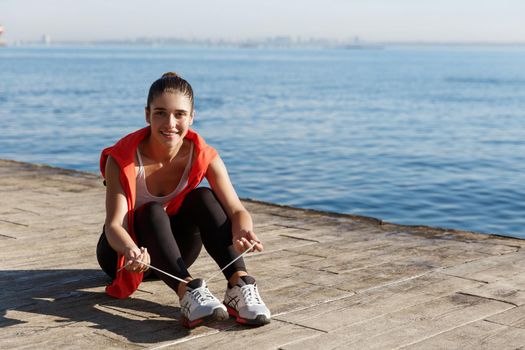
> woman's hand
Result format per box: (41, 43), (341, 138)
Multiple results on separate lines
(124, 246), (150, 273)
(233, 229), (263, 254)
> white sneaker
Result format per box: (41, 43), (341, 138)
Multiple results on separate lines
(223, 275), (271, 326)
(180, 278), (228, 328)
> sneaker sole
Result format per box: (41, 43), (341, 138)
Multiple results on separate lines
(181, 307), (229, 329)
(225, 305), (271, 326)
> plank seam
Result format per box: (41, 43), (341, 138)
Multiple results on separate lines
(456, 291), (519, 307)
(14, 207), (41, 215)
(273, 223), (311, 230)
(273, 292), (355, 318)
(354, 270), (437, 294)
(147, 329), (221, 349)
(437, 271), (490, 284)
(279, 234), (320, 243)
(277, 332), (327, 350)
(484, 318), (525, 330)
(273, 318), (329, 333)
(0, 219), (29, 227)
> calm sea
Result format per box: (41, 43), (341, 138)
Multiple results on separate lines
(1, 45), (524, 238)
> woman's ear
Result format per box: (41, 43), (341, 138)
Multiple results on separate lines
(189, 110), (195, 125)
(145, 107), (151, 124)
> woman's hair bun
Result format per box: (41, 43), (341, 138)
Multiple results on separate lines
(147, 71), (193, 109)
(161, 72), (180, 79)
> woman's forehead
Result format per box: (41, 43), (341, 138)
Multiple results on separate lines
(151, 92), (192, 109)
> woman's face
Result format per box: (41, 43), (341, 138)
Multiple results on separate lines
(145, 92), (194, 147)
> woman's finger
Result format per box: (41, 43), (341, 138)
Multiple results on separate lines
(243, 231), (261, 250)
(255, 241), (264, 252)
(136, 248), (148, 272)
(240, 237), (251, 249)
(144, 248), (150, 266)
(128, 249), (145, 272)
(240, 237), (258, 253)
(249, 239), (263, 252)
(142, 249), (150, 272)
(233, 239), (245, 254)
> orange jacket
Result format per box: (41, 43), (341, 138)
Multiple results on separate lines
(99, 127), (217, 298)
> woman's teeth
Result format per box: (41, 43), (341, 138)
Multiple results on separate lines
(161, 130), (178, 136)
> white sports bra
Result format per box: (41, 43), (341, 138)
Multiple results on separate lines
(134, 143), (194, 209)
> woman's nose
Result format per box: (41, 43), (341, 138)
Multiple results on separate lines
(168, 114), (177, 127)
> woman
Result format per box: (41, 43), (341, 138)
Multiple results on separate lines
(96, 72), (271, 329)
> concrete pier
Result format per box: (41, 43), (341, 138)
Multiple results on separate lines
(1, 158), (525, 349)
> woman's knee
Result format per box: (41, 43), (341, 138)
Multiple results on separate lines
(179, 188), (228, 229)
(134, 202), (172, 241)
(187, 187), (215, 203)
(190, 188), (228, 219)
(96, 230), (117, 279)
(135, 201), (166, 223)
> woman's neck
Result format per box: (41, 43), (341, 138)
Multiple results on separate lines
(142, 136), (185, 163)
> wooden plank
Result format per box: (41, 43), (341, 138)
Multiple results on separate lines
(442, 251), (525, 283)
(402, 320), (525, 350)
(276, 273), (484, 331)
(461, 274), (525, 306)
(1, 327), (141, 350)
(169, 319), (323, 350)
(486, 305), (525, 328)
(282, 294), (513, 350)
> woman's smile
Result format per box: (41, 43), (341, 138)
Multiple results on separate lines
(160, 129), (180, 138)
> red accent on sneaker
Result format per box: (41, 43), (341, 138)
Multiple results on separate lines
(226, 305), (248, 324)
(181, 317), (204, 329)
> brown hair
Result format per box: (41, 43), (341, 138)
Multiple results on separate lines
(146, 72), (194, 111)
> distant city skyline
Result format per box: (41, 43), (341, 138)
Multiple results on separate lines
(1, 0), (524, 44)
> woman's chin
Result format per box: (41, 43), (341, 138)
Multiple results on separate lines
(165, 138), (183, 147)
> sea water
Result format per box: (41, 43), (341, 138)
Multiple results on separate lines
(1, 45), (524, 237)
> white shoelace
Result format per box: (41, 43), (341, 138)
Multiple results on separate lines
(118, 241), (257, 284)
(206, 241), (257, 282)
(190, 287), (217, 305)
(241, 284), (262, 306)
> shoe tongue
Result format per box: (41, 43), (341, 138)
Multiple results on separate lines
(187, 278), (205, 291)
(238, 275), (256, 286)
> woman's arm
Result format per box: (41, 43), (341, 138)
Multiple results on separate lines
(206, 155), (263, 253)
(104, 156), (150, 272)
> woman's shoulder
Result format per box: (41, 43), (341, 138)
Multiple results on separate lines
(187, 130), (217, 154)
(100, 127), (149, 176)
(113, 128), (150, 151)
(105, 155), (120, 176)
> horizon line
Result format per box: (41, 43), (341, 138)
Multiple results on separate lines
(5, 37), (525, 47)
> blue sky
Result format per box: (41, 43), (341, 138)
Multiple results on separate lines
(1, 0), (524, 42)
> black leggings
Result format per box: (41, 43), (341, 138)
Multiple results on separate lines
(96, 187), (246, 292)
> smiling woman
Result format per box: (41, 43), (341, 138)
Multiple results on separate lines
(95, 72), (271, 329)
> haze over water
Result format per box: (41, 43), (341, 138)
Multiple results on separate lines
(1, 45), (524, 238)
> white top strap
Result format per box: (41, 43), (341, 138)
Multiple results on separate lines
(135, 142), (194, 209)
